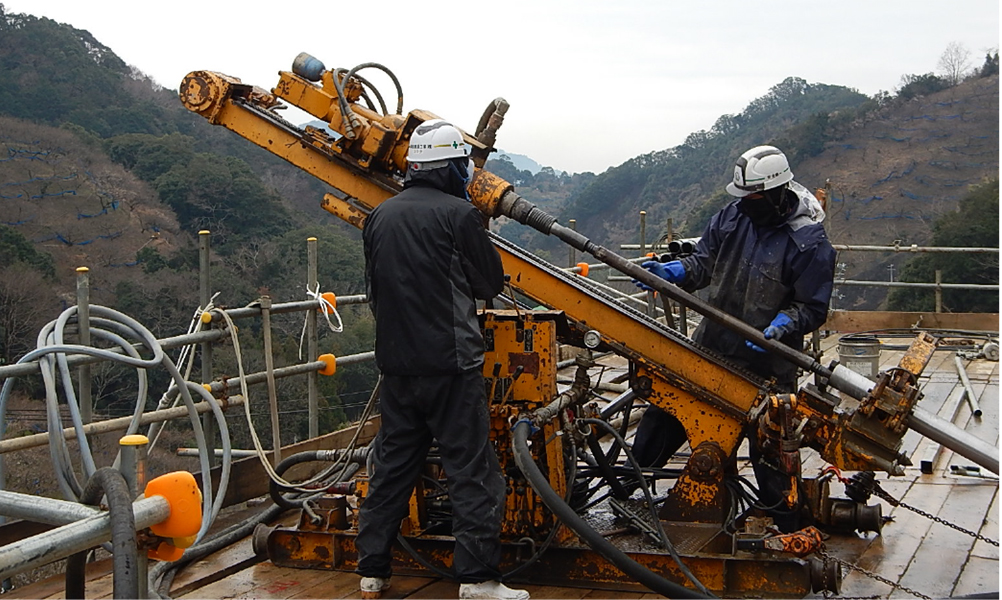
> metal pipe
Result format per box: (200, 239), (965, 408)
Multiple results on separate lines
(0, 395), (246, 455)
(199, 230), (217, 470)
(0, 351), (377, 454)
(832, 244), (1000, 253)
(835, 280), (998, 291)
(76, 267), (92, 424)
(0, 328), (230, 379)
(907, 406), (998, 474)
(499, 190), (831, 382)
(119, 437), (149, 599)
(953, 354), (982, 418)
(176, 448), (258, 458)
(626, 241), (999, 254)
(198, 296), (368, 324)
(307, 237), (319, 439)
(919, 385), (967, 474)
(0, 495), (170, 581)
(0, 490), (101, 524)
(260, 297), (282, 465)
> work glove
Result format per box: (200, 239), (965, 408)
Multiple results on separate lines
(746, 312), (794, 353)
(633, 260), (685, 291)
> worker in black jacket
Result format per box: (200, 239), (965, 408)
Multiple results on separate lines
(356, 119), (529, 600)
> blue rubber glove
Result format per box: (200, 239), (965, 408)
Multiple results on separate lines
(633, 260), (686, 291)
(746, 312), (794, 353)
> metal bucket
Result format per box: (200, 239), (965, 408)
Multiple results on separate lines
(837, 334), (881, 378)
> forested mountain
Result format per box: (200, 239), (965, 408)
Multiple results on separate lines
(0, 5), (997, 433)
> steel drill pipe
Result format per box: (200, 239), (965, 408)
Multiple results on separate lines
(499, 189), (831, 381)
(908, 406), (998, 474)
(497, 189), (1002, 476)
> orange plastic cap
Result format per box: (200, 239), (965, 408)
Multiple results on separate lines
(148, 541), (185, 562)
(318, 354), (337, 376)
(319, 292), (338, 314)
(145, 471), (202, 539)
(575, 262), (589, 277)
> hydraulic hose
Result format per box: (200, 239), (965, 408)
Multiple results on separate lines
(511, 420), (708, 599)
(268, 450), (366, 510)
(65, 468), (138, 600)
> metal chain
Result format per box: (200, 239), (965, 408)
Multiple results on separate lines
(873, 485), (999, 547)
(817, 545), (932, 600)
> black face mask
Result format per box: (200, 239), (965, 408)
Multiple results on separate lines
(403, 157), (470, 200)
(738, 186), (793, 227)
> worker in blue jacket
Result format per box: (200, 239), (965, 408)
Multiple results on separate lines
(633, 145), (836, 531)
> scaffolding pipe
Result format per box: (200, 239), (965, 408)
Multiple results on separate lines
(0, 328), (230, 379)
(0, 490), (101, 525)
(954, 354), (983, 418)
(198, 296), (367, 324)
(832, 244), (1000, 254)
(835, 280), (998, 291)
(0, 395), (248, 455)
(0, 495), (170, 581)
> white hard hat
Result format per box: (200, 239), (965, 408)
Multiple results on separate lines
(406, 119), (470, 166)
(725, 145), (794, 197)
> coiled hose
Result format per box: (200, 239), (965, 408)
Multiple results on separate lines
(65, 468), (138, 599)
(511, 420), (708, 599)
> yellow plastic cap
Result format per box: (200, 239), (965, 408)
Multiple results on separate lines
(200, 312), (213, 324)
(120, 434), (149, 446)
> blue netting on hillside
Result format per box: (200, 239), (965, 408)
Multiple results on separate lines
(2, 216), (33, 225)
(78, 199), (120, 219)
(34, 231), (123, 246)
(109, 260), (139, 268)
(1, 173), (77, 187)
(0, 193), (24, 199)
(858, 196), (883, 204)
(29, 190), (76, 199)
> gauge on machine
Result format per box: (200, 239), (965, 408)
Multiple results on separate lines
(583, 329), (602, 349)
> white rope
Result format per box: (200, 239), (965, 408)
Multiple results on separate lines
(299, 283), (343, 360)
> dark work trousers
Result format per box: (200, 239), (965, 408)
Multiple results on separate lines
(355, 368), (505, 582)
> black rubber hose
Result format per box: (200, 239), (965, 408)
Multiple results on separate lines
(268, 451), (323, 509)
(585, 431), (630, 500)
(511, 420), (708, 599)
(65, 467), (138, 600)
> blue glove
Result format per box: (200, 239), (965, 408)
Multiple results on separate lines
(633, 260), (686, 291)
(746, 312), (794, 353)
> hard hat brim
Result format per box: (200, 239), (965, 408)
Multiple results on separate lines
(726, 182), (755, 197)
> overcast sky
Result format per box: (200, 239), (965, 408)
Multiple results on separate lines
(5, 0), (999, 174)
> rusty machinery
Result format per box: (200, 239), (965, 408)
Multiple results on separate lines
(182, 54), (999, 598)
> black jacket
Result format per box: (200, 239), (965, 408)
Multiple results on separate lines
(363, 183), (504, 376)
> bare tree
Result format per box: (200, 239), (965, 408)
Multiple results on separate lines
(0, 264), (57, 365)
(938, 41), (972, 85)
